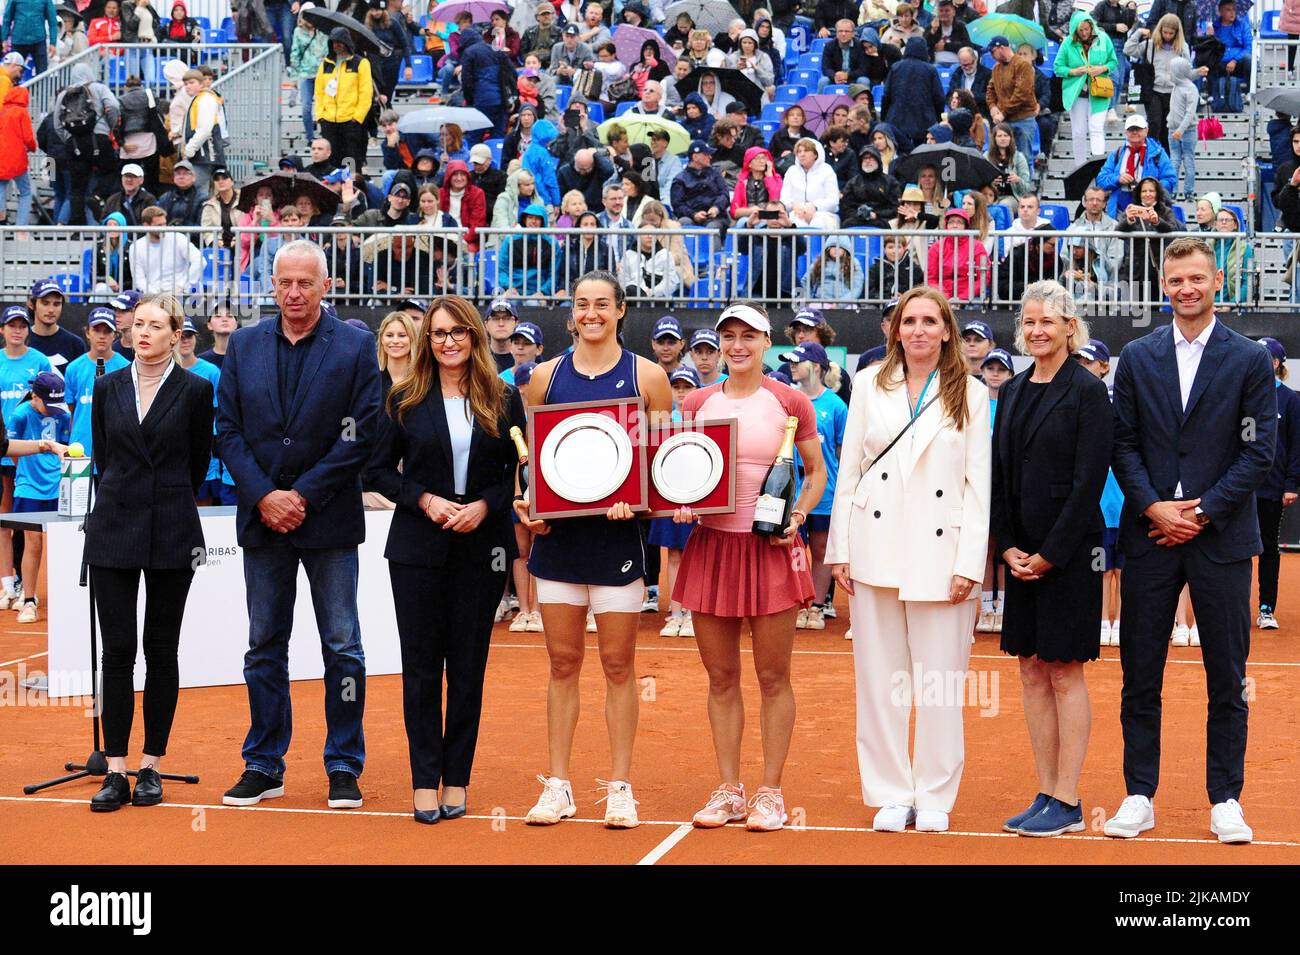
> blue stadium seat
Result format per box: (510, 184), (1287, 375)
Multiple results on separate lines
(586, 103), (605, 123)
(48, 273), (83, 301)
(872, 85), (883, 108)
(774, 84), (806, 104)
(823, 84), (849, 96)
(988, 204), (1011, 231)
(106, 56), (128, 86)
(936, 66), (954, 87)
(556, 84), (572, 111)
(220, 16), (236, 41)
(788, 22), (809, 55)
(760, 102), (788, 124)
(615, 100), (636, 117)
(485, 137), (504, 168)
(202, 247), (233, 287)
(81, 249), (94, 291)
(193, 16), (211, 30)
(1263, 10), (1285, 38)
(758, 120), (780, 140)
(205, 28), (221, 44)
(799, 53), (820, 69)
(1224, 204), (1247, 227)
(981, 51), (994, 69)
(1172, 205), (1186, 227)
(808, 37), (830, 56)
(679, 227), (716, 269)
(1040, 203), (1070, 231)
(791, 69), (820, 89)
(401, 55), (434, 84)
(481, 250), (496, 294)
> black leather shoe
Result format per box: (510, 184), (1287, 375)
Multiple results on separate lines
(439, 802), (467, 820)
(131, 767), (163, 806)
(90, 772), (131, 812)
(414, 804), (441, 825)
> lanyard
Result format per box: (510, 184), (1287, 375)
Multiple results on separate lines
(908, 370), (936, 421)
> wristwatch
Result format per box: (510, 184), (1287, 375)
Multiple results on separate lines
(1193, 506), (1210, 527)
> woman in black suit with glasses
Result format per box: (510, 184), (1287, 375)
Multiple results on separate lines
(365, 294), (525, 825)
(85, 293), (215, 812)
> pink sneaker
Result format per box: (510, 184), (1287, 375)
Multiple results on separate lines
(692, 784), (747, 828)
(745, 787), (788, 832)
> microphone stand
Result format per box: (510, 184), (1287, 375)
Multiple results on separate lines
(25, 357), (199, 794)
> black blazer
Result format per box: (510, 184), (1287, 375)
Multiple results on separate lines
(990, 358), (1113, 568)
(364, 379), (526, 569)
(84, 365), (215, 570)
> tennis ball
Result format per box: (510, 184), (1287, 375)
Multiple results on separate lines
(67, 443), (85, 458)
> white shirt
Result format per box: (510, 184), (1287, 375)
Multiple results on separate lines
(1173, 317), (1216, 496)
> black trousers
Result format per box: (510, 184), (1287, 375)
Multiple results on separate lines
(389, 546), (506, 790)
(93, 565), (196, 758)
(319, 119), (368, 174)
(1146, 90), (1172, 150)
(1118, 543), (1251, 805)
(1256, 497), (1284, 612)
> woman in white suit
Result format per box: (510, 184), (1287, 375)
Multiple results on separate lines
(826, 286), (991, 834)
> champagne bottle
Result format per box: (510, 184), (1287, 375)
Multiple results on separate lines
(752, 416), (799, 537)
(509, 426), (529, 493)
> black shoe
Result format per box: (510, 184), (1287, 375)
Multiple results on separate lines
(222, 769), (285, 806)
(439, 802), (467, 820)
(327, 770), (363, 809)
(414, 804), (441, 825)
(90, 772), (131, 812)
(131, 767), (163, 806)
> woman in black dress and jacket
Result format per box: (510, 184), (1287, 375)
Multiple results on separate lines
(85, 292), (215, 812)
(991, 280), (1112, 838)
(365, 295), (526, 825)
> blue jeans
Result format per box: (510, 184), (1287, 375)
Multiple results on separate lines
(241, 543), (367, 779)
(1008, 117), (1037, 164)
(1, 173), (33, 226)
(299, 77), (316, 141)
(1169, 133), (1197, 195)
(264, 1), (296, 62)
(125, 48), (155, 85)
(437, 62), (459, 93)
(1110, 54), (1129, 111)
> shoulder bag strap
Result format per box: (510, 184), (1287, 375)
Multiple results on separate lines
(862, 392), (939, 476)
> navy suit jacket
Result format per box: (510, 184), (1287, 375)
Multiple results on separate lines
(216, 312), (382, 549)
(1112, 321), (1277, 564)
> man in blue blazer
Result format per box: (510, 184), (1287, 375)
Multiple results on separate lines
(215, 240), (382, 811)
(1107, 236), (1276, 844)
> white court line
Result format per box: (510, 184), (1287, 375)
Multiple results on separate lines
(636, 823), (694, 864)
(0, 650), (47, 668)
(3, 796), (1297, 848)
(491, 642), (1300, 668)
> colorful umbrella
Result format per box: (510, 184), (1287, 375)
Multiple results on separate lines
(967, 13), (1047, 51)
(398, 106), (495, 135)
(664, 0), (741, 36)
(430, 0), (511, 25)
(794, 93), (855, 137)
(598, 113), (691, 154)
(613, 24), (677, 71)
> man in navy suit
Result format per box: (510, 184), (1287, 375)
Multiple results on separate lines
(1107, 236), (1276, 844)
(215, 240), (382, 811)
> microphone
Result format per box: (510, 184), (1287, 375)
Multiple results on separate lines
(95, 358), (105, 378)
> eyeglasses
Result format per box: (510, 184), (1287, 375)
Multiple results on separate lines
(430, 327), (470, 344)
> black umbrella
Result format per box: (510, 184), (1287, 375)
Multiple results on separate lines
(1063, 156), (1107, 202)
(890, 143), (1002, 192)
(238, 171), (340, 216)
(303, 6), (392, 57)
(56, 3), (85, 23)
(677, 67), (764, 118)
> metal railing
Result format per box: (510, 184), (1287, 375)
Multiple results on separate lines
(213, 45), (285, 184)
(0, 224), (1284, 315)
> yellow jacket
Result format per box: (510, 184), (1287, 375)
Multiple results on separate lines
(314, 53), (373, 126)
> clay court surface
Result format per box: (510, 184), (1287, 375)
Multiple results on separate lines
(2, 558), (1298, 867)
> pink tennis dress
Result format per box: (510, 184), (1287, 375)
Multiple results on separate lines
(672, 377), (819, 618)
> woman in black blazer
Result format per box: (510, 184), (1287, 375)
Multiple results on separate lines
(85, 293), (215, 813)
(991, 280), (1113, 839)
(365, 294), (525, 825)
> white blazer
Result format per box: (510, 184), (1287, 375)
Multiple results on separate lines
(826, 364), (991, 602)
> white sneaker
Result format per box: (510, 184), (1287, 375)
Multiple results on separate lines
(1172, 625), (1190, 647)
(1106, 108), (1120, 123)
(1257, 611), (1279, 630)
(525, 775), (576, 825)
(1189, 625), (1200, 647)
(1111, 621), (1120, 646)
(0, 589), (16, 611)
(1209, 799), (1253, 844)
(745, 787), (788, 831)
(585, 609), (597, 633)
(16, 600), (37, 624)
(596, 779), (639, 828)
(804, 605), (825, 630)
(659, 614), (682, 637)
(642, 586), (659, 613)
(1103, 794), (1155, 838)
(526, 611), (544, 633)
(692, 783), (748, 828)
(872, 804), (916, 832)
(916, 809), (949, 832)
(508, 609), (530, 632)
(822, 603), (836, 619)
(844, 627), (853, 640)
(678, 612), (695, 638)
(795, 607), (809, 629)
(507, 594), (520, 614)
(493, 598), (510, 623)
(992, 610), (1003, 632)
(1100, 621), (1112, 646)
(977, 610), (993, 633)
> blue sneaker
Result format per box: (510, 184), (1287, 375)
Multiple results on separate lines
(1018, 797), (1085, 837)
(1003, 793), (1051, 833)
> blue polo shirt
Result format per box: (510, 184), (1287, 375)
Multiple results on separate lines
(0, 348), (53, 467)
(7, 401), (71, 500)
(799, 387), (847, 516)
(185, 358), (222, 482)
(64, 351), (130, 458)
